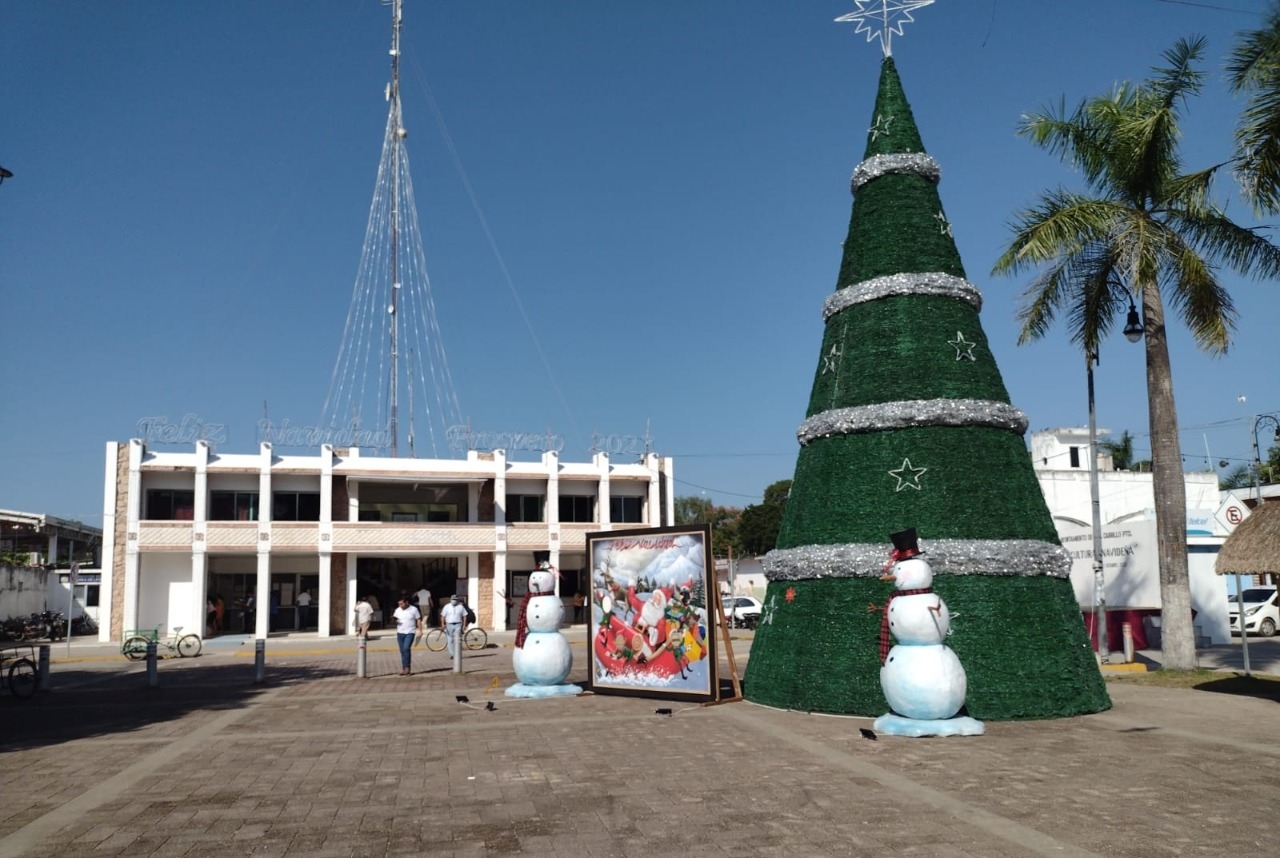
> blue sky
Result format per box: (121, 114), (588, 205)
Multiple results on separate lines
(3, 0), (1277, 526)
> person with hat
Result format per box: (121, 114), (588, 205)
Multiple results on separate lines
(440, 593), (469, 657)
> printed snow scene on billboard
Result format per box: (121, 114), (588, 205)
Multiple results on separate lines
(587, 524), (718, 701)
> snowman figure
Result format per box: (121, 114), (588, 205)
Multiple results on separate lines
(873, 528), (984, 737)
(507, 562), (583, 698)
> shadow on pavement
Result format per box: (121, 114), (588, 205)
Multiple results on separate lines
(0, 660), (351, 752)
(1194, 673), (1280, 704)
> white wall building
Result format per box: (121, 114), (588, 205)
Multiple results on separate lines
(98, 440), (674, 642)
(1031, 428), (1230, 645)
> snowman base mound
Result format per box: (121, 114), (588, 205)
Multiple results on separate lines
(505, 683), (583, 699)
(873, 713), (985, 738)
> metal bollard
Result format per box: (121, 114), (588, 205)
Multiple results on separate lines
(253, 638), (266, 684)
(1122, 622), (1135, 664)
(453, 629), (462, 674)
(357, 635), (367, 678)
(37, 644), (50, 693)
(147, 641), (158, 687)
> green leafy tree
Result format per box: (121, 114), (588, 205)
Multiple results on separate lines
(737, 480), (790, 557)
(1220, 464), (1253, 490)
(992, 38), (1280, 671)
(1100, 430), (1136, 471)
(1228, 2), (1280, 212)
(673, 495), (742, 557)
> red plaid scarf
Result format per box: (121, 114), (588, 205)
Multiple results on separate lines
(879, 587), (933, 664)
(514, 591), (537, 648)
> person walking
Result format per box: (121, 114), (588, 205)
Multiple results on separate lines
(392, 596), (422, 675)
(354, 595), (374, 637)
(440, 594), (468, 657)
(413, 585), (433, 626)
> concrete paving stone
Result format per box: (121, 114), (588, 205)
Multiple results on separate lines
(6, 638), (1280, 857)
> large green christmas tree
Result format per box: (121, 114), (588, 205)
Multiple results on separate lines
(742, 54), (1110, 720)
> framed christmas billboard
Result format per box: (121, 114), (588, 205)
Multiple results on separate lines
(586, 524), (719, 702)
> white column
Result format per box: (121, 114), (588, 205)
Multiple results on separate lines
(346, 555), (359, 635)
(492, 550), (509, 632)
(192, 441), (210, 636)
(45, 533), (58, 568)
(645, 452), (661, 527)
(256, 443), (273, 638)
(318, 553), (332, 636)
(319, 445), (334, 636)
(100, 442), (119, 642)
(596, 451), (611, 527)
(122, 439), (145, 635)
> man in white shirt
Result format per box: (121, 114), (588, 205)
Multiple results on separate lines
(440, 594), (468, 657)
(296, 590), (313, 629)
(392, 597), (423, 675)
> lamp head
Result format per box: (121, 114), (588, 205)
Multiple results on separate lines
(1123, 300), (1145, 343)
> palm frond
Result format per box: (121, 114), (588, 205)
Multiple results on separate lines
(1159, 234), (1235, 353)
(992, 191), (1124, 274)
(1229, 8), (1280, 213)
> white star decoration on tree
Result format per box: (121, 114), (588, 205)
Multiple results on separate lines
(761, 594), (778, 626)
(822, 343), (843, 374)
(869, 113), (894, 142)
(948, 331), (977, 361)
(889, 458), (928, 491)
(836, 0), (937, 57)
(934, 210), (953, 236)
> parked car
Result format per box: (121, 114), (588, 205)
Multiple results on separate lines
(1228, 587), (1280, 637)
(723, 596), (763, 628)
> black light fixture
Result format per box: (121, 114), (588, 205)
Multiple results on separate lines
(1123, 298), (1145, 343)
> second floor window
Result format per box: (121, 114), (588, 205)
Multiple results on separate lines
(559, 495), (594, 523)
(274, 492), (322, 522)
(145, 490), (194, 521)
(610, 496), (643, 523)
(507, 495), (545, 523)
(210, 491), (259, 521)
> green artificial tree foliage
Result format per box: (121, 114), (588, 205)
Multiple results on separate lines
(743, 56), (1110, 720)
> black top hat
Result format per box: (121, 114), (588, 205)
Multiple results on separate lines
(889, 528), (923, 557)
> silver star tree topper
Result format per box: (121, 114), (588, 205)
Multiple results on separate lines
(836, 0), (936, 57)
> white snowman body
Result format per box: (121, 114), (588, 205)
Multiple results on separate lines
(881, 644), (967, 720)
(879, 556), (967, 721)
(513, 568), (573, 686)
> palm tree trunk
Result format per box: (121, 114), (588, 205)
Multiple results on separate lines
(1142, 281), (1197, 670)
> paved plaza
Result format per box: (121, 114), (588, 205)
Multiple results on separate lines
(1, 632), (1277, 857)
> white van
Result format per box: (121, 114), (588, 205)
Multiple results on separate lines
(1228, 587), (1280, 637)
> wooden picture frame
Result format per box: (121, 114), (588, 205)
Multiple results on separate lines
(586, 524), (718, 702)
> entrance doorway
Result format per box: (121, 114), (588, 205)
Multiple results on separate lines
(356, 557), (458, 626)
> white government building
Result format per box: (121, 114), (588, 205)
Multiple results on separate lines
(97, 440), (674, 642)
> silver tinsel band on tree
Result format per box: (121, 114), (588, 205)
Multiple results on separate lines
(798, 399), (1029, 444)
(763, 539), (1072, 581)
(824, 272), (982, 321)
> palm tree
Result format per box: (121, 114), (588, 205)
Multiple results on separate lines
(992, 38), (1280, 671)
(1228, 2), (1280, 213)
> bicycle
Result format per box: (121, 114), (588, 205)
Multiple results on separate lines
(1, 644), (39, 699)
(121, 626), (203, 660)
(423, 625), (487, 652)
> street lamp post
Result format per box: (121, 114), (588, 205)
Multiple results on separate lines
(1087, 351), (1109, 659)
(1087, 299), (1145, 662)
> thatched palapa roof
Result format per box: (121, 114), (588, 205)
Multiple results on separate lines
(1215, 501), (1280, 576)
